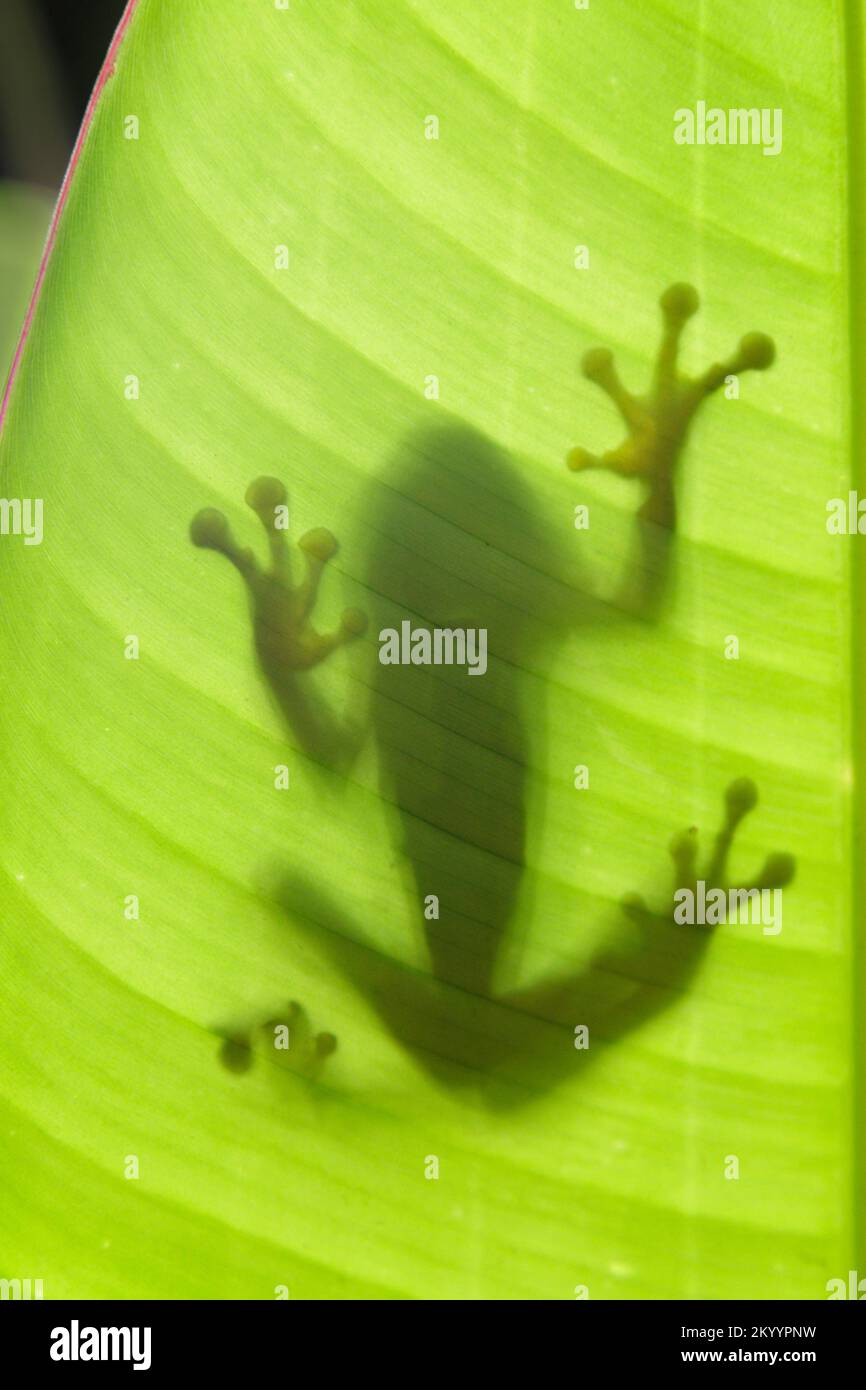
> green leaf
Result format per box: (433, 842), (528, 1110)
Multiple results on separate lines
(0, 0), (859, 1299)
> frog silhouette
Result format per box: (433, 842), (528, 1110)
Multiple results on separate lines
(190, 285), (793, 1107)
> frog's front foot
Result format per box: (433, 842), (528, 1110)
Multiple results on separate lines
(623, 778), (795, 931)
(190, 477), (367, 672)
(219, 1001), (337, 1081)
(567, 285), (775, 524)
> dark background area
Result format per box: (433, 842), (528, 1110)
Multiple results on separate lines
(1, 0), (124, 187)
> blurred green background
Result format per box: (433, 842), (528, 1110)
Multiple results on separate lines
(0, 0), (120, 378)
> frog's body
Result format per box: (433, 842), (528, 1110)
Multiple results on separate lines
(191, 287), (792, 1097)
(364, 424), (541, 999)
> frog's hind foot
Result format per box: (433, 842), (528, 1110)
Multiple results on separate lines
(567, 284), (775, 499)
(622, 777), (795, 930)
(217, 1000), (337, 1081)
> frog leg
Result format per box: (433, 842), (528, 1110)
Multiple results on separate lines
(488, 780), (794, 1100)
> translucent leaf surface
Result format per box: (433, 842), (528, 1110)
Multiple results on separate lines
(0, 0), (859, 1298)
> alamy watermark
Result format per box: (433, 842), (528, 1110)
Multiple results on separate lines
(379, 620), (487, 676)
(0, 497), (43, 545)
(674, 103), (782, 157)
(0, 1276), (43, 1299)
(826, 492), (866, 534)
(826, 1270), (866, 1299)
(50, 1320), (152, 1371)
(674, 880), (783, 935)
